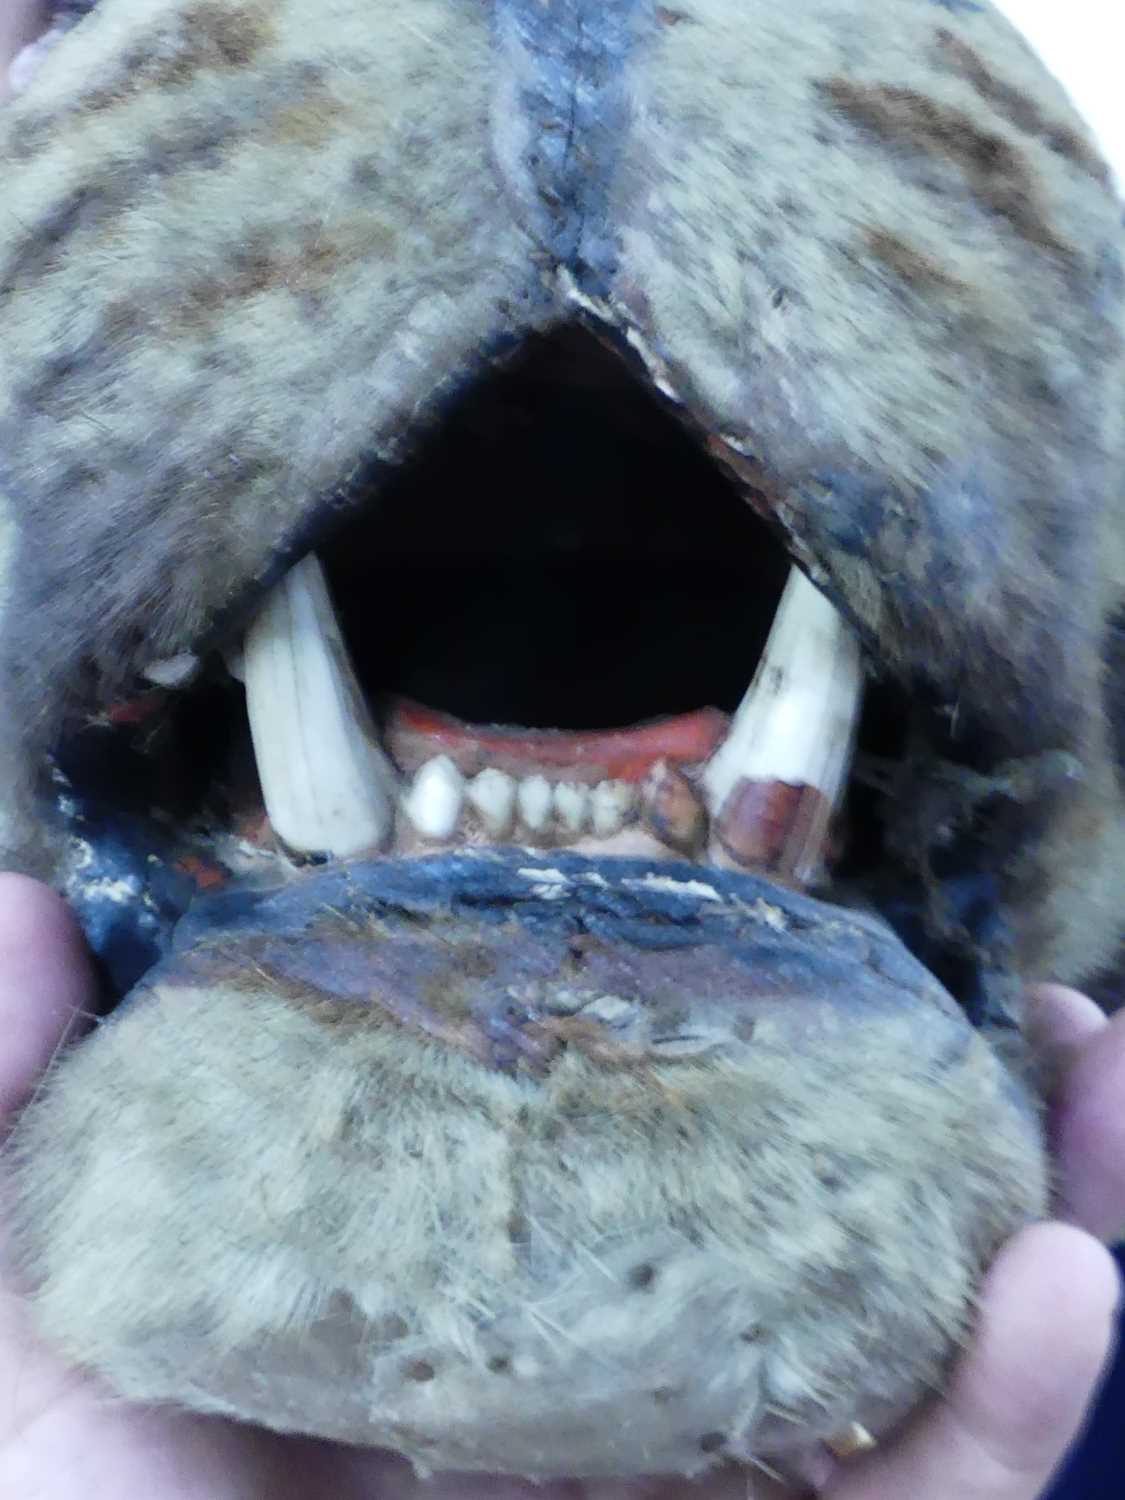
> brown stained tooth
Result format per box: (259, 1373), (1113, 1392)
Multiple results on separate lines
(714, 779), (833, 881)
(701, 566), (862, 886)
(642, 759), (708, 857)
(242, 554), (398, 859)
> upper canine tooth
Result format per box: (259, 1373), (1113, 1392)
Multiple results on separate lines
(403, 756), (464, 841)
(466, 768), (517, 838)
(591, 780), (635, 837)
(242, 554), (397, 858)
(701, 566), (862, 884)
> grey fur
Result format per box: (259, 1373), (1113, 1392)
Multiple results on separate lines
(7, 856), (1047, 1480)
(0, 0), (1122, 1480)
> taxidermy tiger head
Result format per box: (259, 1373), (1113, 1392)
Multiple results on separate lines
(0, 0), (1122, 1485)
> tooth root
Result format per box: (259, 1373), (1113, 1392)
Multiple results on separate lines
(642, 759), (708, 857)
(591, 780), (635, 838)
(467, 768), (517, 838)
(517, 774), (553, 834)
(554, 782), (591, 837)
(403, 756), (464, 841)
(242, 554), (397, 859)
(701, 567), (862, 885)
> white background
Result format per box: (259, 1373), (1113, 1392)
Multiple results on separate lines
(997, 0), (1125, 188)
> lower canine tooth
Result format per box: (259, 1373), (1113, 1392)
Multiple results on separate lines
(591, 780), (634, 837)
(701, 566), (862, 884)
(466, 768), (517, 837)
(403, 756), (464, 840)
(242, 554), (397, 858)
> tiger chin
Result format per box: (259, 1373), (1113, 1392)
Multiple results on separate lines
(0, 0), (1122, 1486)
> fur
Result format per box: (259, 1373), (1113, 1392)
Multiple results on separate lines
(8, 911), (1044, 1478)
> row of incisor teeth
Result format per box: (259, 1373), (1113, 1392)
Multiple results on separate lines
(236, 549), (862, 877)
(401, 761), (638, 843)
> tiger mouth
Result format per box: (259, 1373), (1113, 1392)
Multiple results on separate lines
(50, 325), (971, 1011)
(230, 332), (862, 885)
(216, 326), (864, 889)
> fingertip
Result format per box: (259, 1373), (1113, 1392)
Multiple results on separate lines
(1026, 983), (1107, 1055)
(1053, 1012), (1125, 1241)
(0, 874), (97, 1117)
(0, 0), (44, 89)
(947, 1223), (1118, 1475)
(979, 1221), (1120, 1347)
(831, 1224), (1118, 1500)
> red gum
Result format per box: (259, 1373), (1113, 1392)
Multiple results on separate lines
(386, 698), (730, 782)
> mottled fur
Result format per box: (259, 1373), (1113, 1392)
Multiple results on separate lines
(0, 0), (1122, 1481)
(0, 0), (537, 726)
(604, 0), (1125, 981)
(8, 959), (1043, 1477)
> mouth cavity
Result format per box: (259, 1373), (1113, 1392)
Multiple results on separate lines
(205, 327), (865, 888)
(54, 326), (932, 996)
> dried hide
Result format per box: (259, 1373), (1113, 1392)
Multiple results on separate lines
(0, 0), (1122, 1485)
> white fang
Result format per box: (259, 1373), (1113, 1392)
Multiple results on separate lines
(242, 554), (396, 858)
(702, 566), (862, 873)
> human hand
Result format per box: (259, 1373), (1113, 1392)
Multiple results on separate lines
(0, 872), (1120, 1499)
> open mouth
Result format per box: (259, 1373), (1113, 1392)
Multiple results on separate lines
(50, 324), (949, 1011)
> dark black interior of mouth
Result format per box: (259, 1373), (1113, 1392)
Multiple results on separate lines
(321, 326), (792, 730)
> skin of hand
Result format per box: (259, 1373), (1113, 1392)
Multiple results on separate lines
(0, 0), (42, 103)
(0, 878), (1121, 1500)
